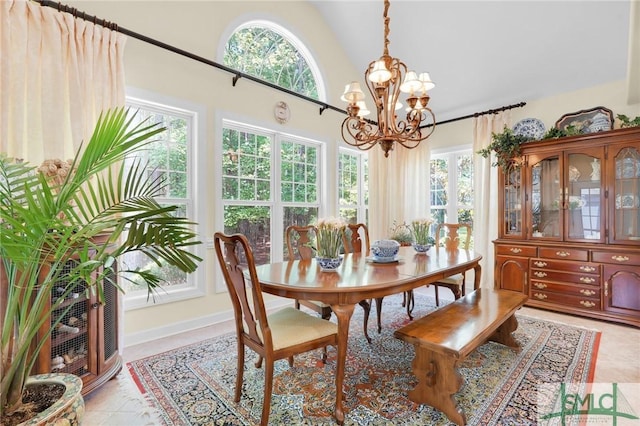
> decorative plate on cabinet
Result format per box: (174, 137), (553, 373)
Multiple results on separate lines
(615, 194), (639, 209)
(513, 118), (546, 140)
(616, 158), (640, 179)
(555, 106), (613, 133)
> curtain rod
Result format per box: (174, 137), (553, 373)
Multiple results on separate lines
(35, 0), (526, 127)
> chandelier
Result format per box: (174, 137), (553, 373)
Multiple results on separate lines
(341, 0), (436, 157)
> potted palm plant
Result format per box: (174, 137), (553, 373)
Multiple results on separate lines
(0, 107), (201, 425)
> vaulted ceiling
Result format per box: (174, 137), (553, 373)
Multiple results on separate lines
(310, 1), (637, 122)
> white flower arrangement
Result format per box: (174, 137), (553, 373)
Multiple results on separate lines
(315, 217), (346, 258)
(410, 218), (435, 245)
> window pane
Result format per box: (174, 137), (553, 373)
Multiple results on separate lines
(281, 140), (318, 205)
(224, 205), (271, 265)
(283, 206), (319, 260)
(222, 128), (272, 202)
(122, 106), (193, 293)
(430, 158), (448, 207)
(224, 26), (319, 99)
(457, 155), (473, 206)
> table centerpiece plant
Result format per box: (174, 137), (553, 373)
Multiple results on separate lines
(314, 217), (346, 271)
(410, 218), (435, 254)
(0, 107), (202, 426)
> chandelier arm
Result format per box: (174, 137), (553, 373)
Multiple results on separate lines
(341, 116), (380, 149)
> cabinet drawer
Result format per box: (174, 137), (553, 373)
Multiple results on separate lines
(530, 280), (600, 298)
(538, 247), (588, 261)
(496, 244), (537, 257)
(529, 269), (600, 285)
(530, 258), (600, 274)
(592, 250), (640, 265)
(529, 290), (600, 310)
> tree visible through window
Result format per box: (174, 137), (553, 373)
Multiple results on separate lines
(224, 24), (319, 99)
(220, 21), (324, 264)
(430, 150), (474, 246)
(339, 150), (368, 224)
(121, 99), (199, 305)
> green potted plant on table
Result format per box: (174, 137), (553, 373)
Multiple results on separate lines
(0, 108), (201, 426)
(388, 220), (413, 246)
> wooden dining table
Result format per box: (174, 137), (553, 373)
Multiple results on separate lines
(253, 245), (482, 424)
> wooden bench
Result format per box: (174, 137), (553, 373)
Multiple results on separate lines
(393, 288), (528, 426)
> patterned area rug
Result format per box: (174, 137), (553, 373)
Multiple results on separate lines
(127, 292), (600, 425)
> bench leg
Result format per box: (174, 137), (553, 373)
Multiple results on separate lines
(488, 314), (520, 350)
(407, 346), (466, 426)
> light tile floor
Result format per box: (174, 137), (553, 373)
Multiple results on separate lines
(82, 286), (640, 425)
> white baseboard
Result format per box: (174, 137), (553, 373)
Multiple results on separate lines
(123, 297), (292, 347)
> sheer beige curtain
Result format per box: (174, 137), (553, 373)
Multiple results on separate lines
(1, 0), (126, 164)
(472, 111), (511, 288)
(368, 141), (430, 240)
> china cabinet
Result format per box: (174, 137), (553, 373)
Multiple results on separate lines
(494, 127), (640, 327)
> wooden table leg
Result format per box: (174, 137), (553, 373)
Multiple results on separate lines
(330, 303), (355, 425)
(407, 346), (466, 426)
(473, 263), (482, 291)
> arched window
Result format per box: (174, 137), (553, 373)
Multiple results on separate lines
(223, 21), (322, 100)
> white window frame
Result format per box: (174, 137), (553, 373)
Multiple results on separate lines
(123, 88), (206, 310)
(215, 118), (324, 293)
(430, 145), (473, 225)
(338, 147), (368, 224)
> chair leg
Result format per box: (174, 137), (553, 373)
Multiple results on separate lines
(401, 292), (407, 307)
(261, 359), (274, 426)
(359, 299), (372, 343)
(294, 299), (301, 310)
(255, 355), (263, 368)
(405, 290), (414, 320)
(322, 346), (328, 364)
(375, 297), (383, 333)
(235, 343), (245, 402)
(287, 356), (294, 367)
(435, 285), (440, 306)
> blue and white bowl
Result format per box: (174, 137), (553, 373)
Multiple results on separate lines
(412, 243), (432, 254)
(371, 239), (400, 261)
(317, 256), (342, 272)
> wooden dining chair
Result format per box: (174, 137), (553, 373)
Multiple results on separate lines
(340, 223), (377, 343)
(433, 223), (472, 306)
(214, 232), (338, 426)
(285, 225), (332, 321)
(287, 224), (374, 343)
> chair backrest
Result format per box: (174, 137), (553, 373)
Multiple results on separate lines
(435, 223), (472, 251)
(341, 223), (370, 255)
(214, 232), (270, 349)
(285, 225), (316, 260)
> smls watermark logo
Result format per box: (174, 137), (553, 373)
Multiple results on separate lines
(538, 383), (640, 425)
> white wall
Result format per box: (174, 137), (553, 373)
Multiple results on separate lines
(63, 1), (639, 346)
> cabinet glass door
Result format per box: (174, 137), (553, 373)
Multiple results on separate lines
(503, 162), (523, 236)
(530, 155), (562, 239)
(611, 146), (640, 243)
(566, 150), (605, 242)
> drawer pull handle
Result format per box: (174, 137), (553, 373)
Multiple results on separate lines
(533, 271), (547, 278)
(533, 261), (547, 268)
(611, 255), (629, 262)
(579, 266), (596, 272)
(533, 293), (548, 300)
(579, 277), (596, 284)
(556, 251), (570, 257)
(580, 300), (596, 308)
(580, 289), (596, 296)
(533, 282), (547, 289)
(510, 248), (522, 253)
